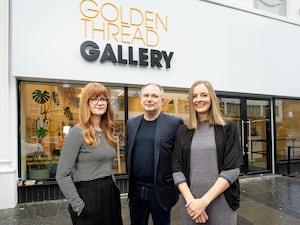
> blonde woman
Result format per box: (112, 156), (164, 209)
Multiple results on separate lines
(56, 82), (123, 225)
(172, 80), (243, 224)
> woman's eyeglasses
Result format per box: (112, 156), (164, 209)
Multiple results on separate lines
(89, 98), (109, 104)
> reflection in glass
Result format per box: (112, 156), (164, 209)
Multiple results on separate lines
(20, 82), (127, 182)
(275, 99), (300, 161)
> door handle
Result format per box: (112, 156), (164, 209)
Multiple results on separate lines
(241, 120), (250, 156)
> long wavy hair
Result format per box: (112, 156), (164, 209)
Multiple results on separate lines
(79, 82), (116, 148)
(188, 80), (225, 129)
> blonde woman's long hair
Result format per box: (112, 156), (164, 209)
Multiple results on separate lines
(79, 82), (116, 148)
(187, 80), (225, 129)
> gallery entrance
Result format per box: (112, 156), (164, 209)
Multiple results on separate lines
(219, 97), (272, 175)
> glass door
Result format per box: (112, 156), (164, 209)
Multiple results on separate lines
(246, 99), (271, 174)
(219, 97), (271, 175)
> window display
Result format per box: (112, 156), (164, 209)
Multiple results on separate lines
(19, 82), (127, 183)
(127, 88), (189, 123)
(19, 82), (190, 184)
(275, 99), (300, 161)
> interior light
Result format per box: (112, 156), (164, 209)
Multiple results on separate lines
(63, 126), (71, 134)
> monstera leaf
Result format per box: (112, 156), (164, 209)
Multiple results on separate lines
(32, 88), (73, 140)
(50, 91), (60, 106)
(63, 106), (73, 120)
(32, 90), (51, 104)
(32, 90), (60, 106)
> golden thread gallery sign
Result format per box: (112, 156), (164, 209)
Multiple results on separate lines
(79, 0), (174, 69)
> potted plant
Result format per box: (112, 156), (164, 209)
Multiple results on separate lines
(27, 89), (73, 180)
(32, 89), (73, 133)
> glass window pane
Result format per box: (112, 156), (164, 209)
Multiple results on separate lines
(275, 99), (300, 161)
(127, 87), (189, 123)
(20, 82), (81, 180)
(110, 87), (126, 174)
(20, 82), (126, 180)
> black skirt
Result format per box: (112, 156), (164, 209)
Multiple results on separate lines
(69, 176), (123, 225)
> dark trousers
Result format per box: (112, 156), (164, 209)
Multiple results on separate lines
(129, 184), (170, 225)
(69, 176), (123, 225)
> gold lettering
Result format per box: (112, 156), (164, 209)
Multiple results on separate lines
(81, 18), (90, 38)
(120, 6), (129, 25)
(80, 0), (99, 19)
(120, 24), (131, 44)
(92, 20), (105, 40)
(156, 13), (168, 31)
(80, 1), (168, 46)
(108, 23), (120, 42)
(145, 11), (154, 29)
(146, 29), (159, 47)
(131, 28), (145, 45)
(130, 8), (143, 26)
(100, 2), (118, 22)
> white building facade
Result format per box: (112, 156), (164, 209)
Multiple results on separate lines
(1, 0), (300, 209)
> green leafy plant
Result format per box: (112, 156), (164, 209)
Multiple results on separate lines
(32, 90), (73, 120)
(25, 89), (75, 180)
(32, 89), (73, 139)
(30, 89), (73, 173)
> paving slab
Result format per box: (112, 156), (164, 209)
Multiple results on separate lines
(0, 174), (299, 225)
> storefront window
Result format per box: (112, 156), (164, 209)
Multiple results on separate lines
(110, 88), (126, 174)
(275, 99), (300, 161)
(19, 82), (126, 182)
(127, 88), (189, 123)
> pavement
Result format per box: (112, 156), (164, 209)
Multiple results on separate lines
(1, 174), (300, 225)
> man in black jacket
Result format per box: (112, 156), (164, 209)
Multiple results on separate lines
(126, 83), (183, 225)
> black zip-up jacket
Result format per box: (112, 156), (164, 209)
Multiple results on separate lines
(172, 120), (244, 210)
